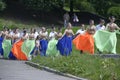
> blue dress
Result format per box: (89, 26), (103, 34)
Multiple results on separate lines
(0, 37), (3, 56)
(40, 39), (48, 56)
(57, 35), (73, 56)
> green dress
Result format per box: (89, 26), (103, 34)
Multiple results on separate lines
(21, 39), (35, 59)
(2, 39), (12, 58)
(46, 38), (60, 56)
(94, 30), (117, 54)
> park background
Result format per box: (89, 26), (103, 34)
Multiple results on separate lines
(0, 0), (120, 80)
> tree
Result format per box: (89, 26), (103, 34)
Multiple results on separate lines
(0, 0), (6, 11)
(88, 0), (113, 15)
(21, 0), (64, 12)
(74, 0), (95, 13)
(107, 7), (120, 19)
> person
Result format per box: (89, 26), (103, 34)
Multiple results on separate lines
(73, 13), (79, 26)
(49, 27), (57, 40)
(56, 27), (63, 40)
(73, 20), (96, 54)
(0, 31), (3, 58)
(32, 36), (40, 57)
(76, 24), (86, 35)
(96, 19), (105, 31)
(34, 28), (39, 39)
(2, 28), (13, 58)
(11, 30), (28, 60)
(11, 28), (20, 44)
(21, 28), (36, 60)
(94, 16), (120, 54)
(57, 23), (74, 56)
(39, 27), (48, 56)
(63, 12), (70, 28)
(46, 34), (60, 57)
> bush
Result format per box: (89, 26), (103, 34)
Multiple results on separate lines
(0, 0), (6, 11)
(107, 7), (120, 19)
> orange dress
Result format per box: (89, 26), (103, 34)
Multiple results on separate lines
(73, 32), (94, 54)
(11, 39), (27, 60)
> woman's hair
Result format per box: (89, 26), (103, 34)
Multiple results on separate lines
(36, 35), (39, 40)
(109, 16), (115, 20)
(23, 30), (27, 36)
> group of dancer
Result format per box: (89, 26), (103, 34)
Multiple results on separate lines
(0, 16), (120, 60)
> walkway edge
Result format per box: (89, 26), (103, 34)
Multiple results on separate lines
(25, 61), (88, 80)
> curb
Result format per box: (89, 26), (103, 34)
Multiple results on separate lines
(25, 61), (88, 80)
(94, 54), (120, 58)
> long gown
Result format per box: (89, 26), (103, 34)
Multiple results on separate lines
(57, 35), (73, 56)
(21, 39), (35, 59)
(46, 38), (59, 56)
(0, 37), (3, 56)
(94, 30), (117, 54)
(11, 39), (27, 60)
(2, 39), (12, 58)
(40, 39), (48, 56)
(73, 32), (94, 54)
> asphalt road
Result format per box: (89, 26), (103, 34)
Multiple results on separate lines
(0, 59), (76, 80)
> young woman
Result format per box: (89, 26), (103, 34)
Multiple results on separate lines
(39, 27), (48, 56)
(73, 20), (96, 54)
(21, 28), (36, 60)
(32, 36), (40, 57)
(0, 31), (3, 58)
(46, 27), (62, 57)
(96, 19), (105, 31)
(94, 16), (120, 54)
(12, 28), (20, 44)
(57, 23), (74, 56)
(2, 28), (13, 58)
(11, 30), (28, 60)
(49, 27), (57, 40)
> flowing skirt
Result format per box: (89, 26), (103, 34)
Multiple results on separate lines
(57, 35), (73, 56)
(46, 38), (59, 56)
(40, 39), (48, 56)
(73, 32), (94, 54)
(11, 39), (27, 60)
(94, 30), (117, 54)
(0, 37), (3, 56)
(21, 39), (35, 59)
(2, 39), (12, 58)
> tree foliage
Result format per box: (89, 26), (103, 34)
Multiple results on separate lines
(107, 7), (120, 19)
(0, 0), (6, 11)
(21, 0), (64, 12)
(75, 0), (95, 13)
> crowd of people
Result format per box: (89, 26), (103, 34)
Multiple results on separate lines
(0, 16), (120, 60)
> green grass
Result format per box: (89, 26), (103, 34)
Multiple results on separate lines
(32, 54), (120, 80)
(0, 18), (38, 30)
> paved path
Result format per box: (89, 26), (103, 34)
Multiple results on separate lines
(0, 59), (76, 80)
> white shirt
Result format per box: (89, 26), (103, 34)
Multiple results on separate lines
(49, 31), (57, 39)
(76, 29), (85, 34)
(96, 24), (105, 31)
(12, 32), (20, 38)
(34, 31), (39, 39)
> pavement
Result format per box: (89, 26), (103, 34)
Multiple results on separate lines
(0, 59), (77, 80)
